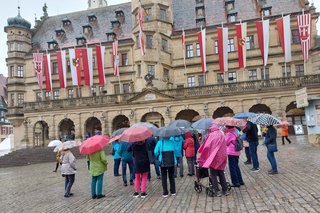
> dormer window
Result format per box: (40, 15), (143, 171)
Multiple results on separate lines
(196, 17), (206, 27)
(227, 11), (237, 22)
(261, 5), (272, 17)
(55, 28), (65, 37)
(225, 0), (235, 11)
(88, 13), (97, 23)
(82, 24), (92, 35)
(111, 20), (120, 29)
(62, 17), (71, 27)
(196, 0), (203, 4)
(76, 35), (86, 45)
(47, 39), (58, 49)
(115, 9), (125, 23)
(106, 31), (116, 41)
(196, 7), (205, 19)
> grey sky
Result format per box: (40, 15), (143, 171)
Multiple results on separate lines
(0, 0), (319, 77)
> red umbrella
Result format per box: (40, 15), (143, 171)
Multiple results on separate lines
(212, 117), (247, 129)
(119, 126), (153, 143)
(79, 135), (110, 154)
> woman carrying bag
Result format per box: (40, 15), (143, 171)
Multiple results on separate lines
(264, 125), (278, 175)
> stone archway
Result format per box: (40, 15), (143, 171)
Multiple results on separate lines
(58, 118), (75, 142)
(84, 117), (102, 138)
(249, 104), (272, 114)
(112, 115), (130, 131)
(212, 107), (234, 119)
(141, 112), (165, 127)
(175, 109), (200, 122)
(33, 121), (49, 147)
(285, 101), (306, 135)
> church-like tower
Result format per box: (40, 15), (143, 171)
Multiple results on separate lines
(88, 0), (108, 9)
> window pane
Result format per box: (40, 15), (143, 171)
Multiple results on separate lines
(228, 39), (235, 52)
(295, 64), (304, 77)
(217, 73), (224, 84)
(248, 69), (257, 80)
(187, 76), (195, 87)
(228, 72), (236, 82)
(17, 65), (24, 77)
(261, 67), (270, 80)
(147, 65), (155, 76)
(282, 66), (291, 77)
(123, 83), (130, 93)
(163, 68), (169, 81)
(246, 35), (254, 49)
(186, 44), (194, 58)
(162, 39), (168, 51)
(114, 84), (120, 94)
(52, 62), (58, 74)
(53, 90), (60, 100)
(146, 35), (153, 49)
(292, 29), (300, 44)
(215, 41), (219, 54)
(198, 74), (205, 86)
(196, 43), (200, 56)
(160, 8), (166, 21)
(121, 53), (128, 66)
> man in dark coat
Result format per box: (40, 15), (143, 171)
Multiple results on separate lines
(243, 121), (260, 172)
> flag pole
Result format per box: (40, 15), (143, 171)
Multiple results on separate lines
(302, 9), (307, 74)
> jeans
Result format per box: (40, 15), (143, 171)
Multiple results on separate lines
(245, 147), (251, 162)
(91, 173), (104, 196)
(161, 166), (176, 195)
(135, 172), (148, 193)
(113, 158), (121, 176)
(64, 174), (75, 196)
(174, 157), (184, 177)
(209, 168), (227, 193)
(282, 136), (292, 144)
(186, 157), (195, 175)
(249, 140), (260, 169)
(122, 160), (134, 184)
(228, 155), (244, 185)
(267, 150), (278, 172)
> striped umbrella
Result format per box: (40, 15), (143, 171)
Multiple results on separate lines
(247, 114), (281, 126)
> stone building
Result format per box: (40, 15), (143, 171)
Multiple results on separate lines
(4, 0), (320, 149)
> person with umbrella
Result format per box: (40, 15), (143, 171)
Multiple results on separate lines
(173, 135), (184, 178)
(112, 140), (122, 177)
(264, 125), (278, 175)
(281, 123), (292, 145)
(183, 132), (195, 176)
(243, 120), (260, 172)
(119, 140), (134, 186)
(53, 150), (62, 172)
(60, 146), (76, 198)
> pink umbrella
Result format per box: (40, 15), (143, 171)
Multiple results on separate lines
(79, 135), (110, 154)
(212, 117), (247, 129)
(108, 134), (122, 144)
(119, 126), (153, 143)
(275, 120), (290, 126)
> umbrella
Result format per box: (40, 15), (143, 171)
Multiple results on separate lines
(191, 118), (214, 130)
(119, 126), (153, 143)
(212, 117), (247, 128)
(154, 126), (183, 138)
(48, 140), (62, 147)
(79, 135), (110, 154)
(168, 119), (192, 129)
(131, 122), (158, 134)
(111, 127), (128, 137)
(247, 114), (281, 126)
(54, 140), (79, 152)
(233, 112), (256, 119)
(108, 134), (122, 144)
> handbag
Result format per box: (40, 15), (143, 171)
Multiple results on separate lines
(147, 150), (155, 164)
(267, 143), (278, 152)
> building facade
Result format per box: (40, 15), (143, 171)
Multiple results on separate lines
(4, 0), (320, 149)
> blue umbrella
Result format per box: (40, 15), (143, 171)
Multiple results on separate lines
(233, 112), (256, 119)
(191, 118), (214, 130)
(154, 126), (183, 138)
(111, 127), (128, 137)
(168, 119), (191, 129)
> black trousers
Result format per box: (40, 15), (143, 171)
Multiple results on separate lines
(282, 136), (292, 144)
(245, 147), (251, 162)
(160, 166), (176, 195)
(209, 168), (227, 192)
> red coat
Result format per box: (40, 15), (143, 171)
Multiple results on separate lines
(183, 132), (195, 157)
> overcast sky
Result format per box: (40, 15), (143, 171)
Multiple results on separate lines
(0, 0), (319, 77)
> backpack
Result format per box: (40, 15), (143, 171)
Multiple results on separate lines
(233, 133), (243, 151)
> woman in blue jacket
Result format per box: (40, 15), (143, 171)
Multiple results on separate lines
(112, 141), (122, 176)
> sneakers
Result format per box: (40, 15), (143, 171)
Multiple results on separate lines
(244, 161), (252, 165)
(215, 191), (222, 197)
(97, 194), (105, 199)
(124, 183), (128, 187)
(163, 194), (169, 198)
(92, 194), (97, 199)
(268, 170), (278, 175)
(222, 191), (230, 196)
(171, 193), (176, 196)
(130, 181), (134, 185)
(133, 192), (140, 198)
(141, 192), (147, 198)
(250, 168), (260, 172)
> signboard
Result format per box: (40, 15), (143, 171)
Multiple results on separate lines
(144, 93), (156, 101)
(295, 87), (308, 108)
(294, 125), (304, 135)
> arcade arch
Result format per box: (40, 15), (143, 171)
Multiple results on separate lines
(58, 118), (75, 141)
(84, 117), (102, 137)
(175, 109), (200, 122)
(112, 115), (130, 131)
(249, 104), (272, 114)
(213, 107), (234, 118)
(33, 121), (49, 147)
(141, 112), (164, 127)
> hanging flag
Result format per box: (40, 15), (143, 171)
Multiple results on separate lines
(69, 48), (82, 86)
(56, 50), (67, 88)
(33, 53), (44, 90)
(235, 23), (247, 68)
(276, 15), (292, 62)
(182, 29), (186, 69)
(43, 54), (52, 91)
(197, 28), (206, 73)
(217, 26), (228, 72)
(137, 2), (145, 56)
(297, 13), (311, 62)
(112, 40), (119, 76)
(96, 45), (106, 86)
(82, 48), (93, 86)
(256, 19), (270, 66)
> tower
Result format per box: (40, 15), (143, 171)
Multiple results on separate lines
(88, 0), (108, 9)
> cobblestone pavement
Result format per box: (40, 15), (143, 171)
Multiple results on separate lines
(1, 135), (320, 213)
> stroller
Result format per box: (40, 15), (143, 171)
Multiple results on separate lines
(194, 164), (231, 197)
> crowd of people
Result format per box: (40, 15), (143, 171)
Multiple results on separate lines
(57, 120), (288, 199)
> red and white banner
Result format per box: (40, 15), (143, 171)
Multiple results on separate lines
(276, 15), (292, 62)
(217, 27), (228, 72)
(56, 50), (67, 88)
(33, 53), (44, 90)
(96, 45), (106, 85)
(256, 19), (269, 66)
(69, 48), (82, 86)
(197, 28), (206, 73)
(297, 13), (311, 62)
(112, 40), (119, 77)
(235, 23), (247, 68)
(182, 29), (186, 69)
(81, 48), (93, 86)
(43, 54), (52, 91)
(138, 2), (145, 56)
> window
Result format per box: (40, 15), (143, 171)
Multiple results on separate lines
(146, 35), (153, 49)
(261, 67), (270, 80)
(159, 8), (166, 21)
(91, 86), (97, 96)
(228, 39), (235, 52)
(226, 2), (234, 10)
(44, 91), (51, 100)
(68, 89), (74, 98)
(53, 90), (60, 100)
(1, 127), (6, 135)
(228, 14), (237, 22)
(248, 69), (257, 80)
(9, 66), (14, 77)
(17, 93), (24, 106)
(187, 76), (196, 87)
(246, 35), (254, 49)
(198, 74), (205, 86)
(196, 0), (203, 3)
(17, 65), (24, 78)
(144, 8), (152, 21)
(67, 61), (71, 72)
(295, 64), (304, 77)
(163, 68), (169, 81)
(52, 62), (58, 74)
(99, 86), (105, 96)
(215, 40), (219, 54)
(147, 65), (155, 76)
(161, 38), (168, 51)
(17, 43), (23, 51)
(292, 29), (300, 44)
(10, 94), (14, 107)
(121, 53), (128, 66)
(217, 73), (224, 84)
(228, 71), (237, 82)
(282, 66), (291, 77)
(262, 9), (271, 17)
(136, 34), (140, 48)
(137, 64), (141, 77)
(186, 44), (194, 58)
(196, 7), (204, 18)
(123, 83), (130, 94)
(114, 84), (120, 94)
(196, 43), (200, 56)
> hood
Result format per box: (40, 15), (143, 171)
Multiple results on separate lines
(225, 127), (236, 134)
(209, 124), (220, 133)
(185, 132), (193, 139)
